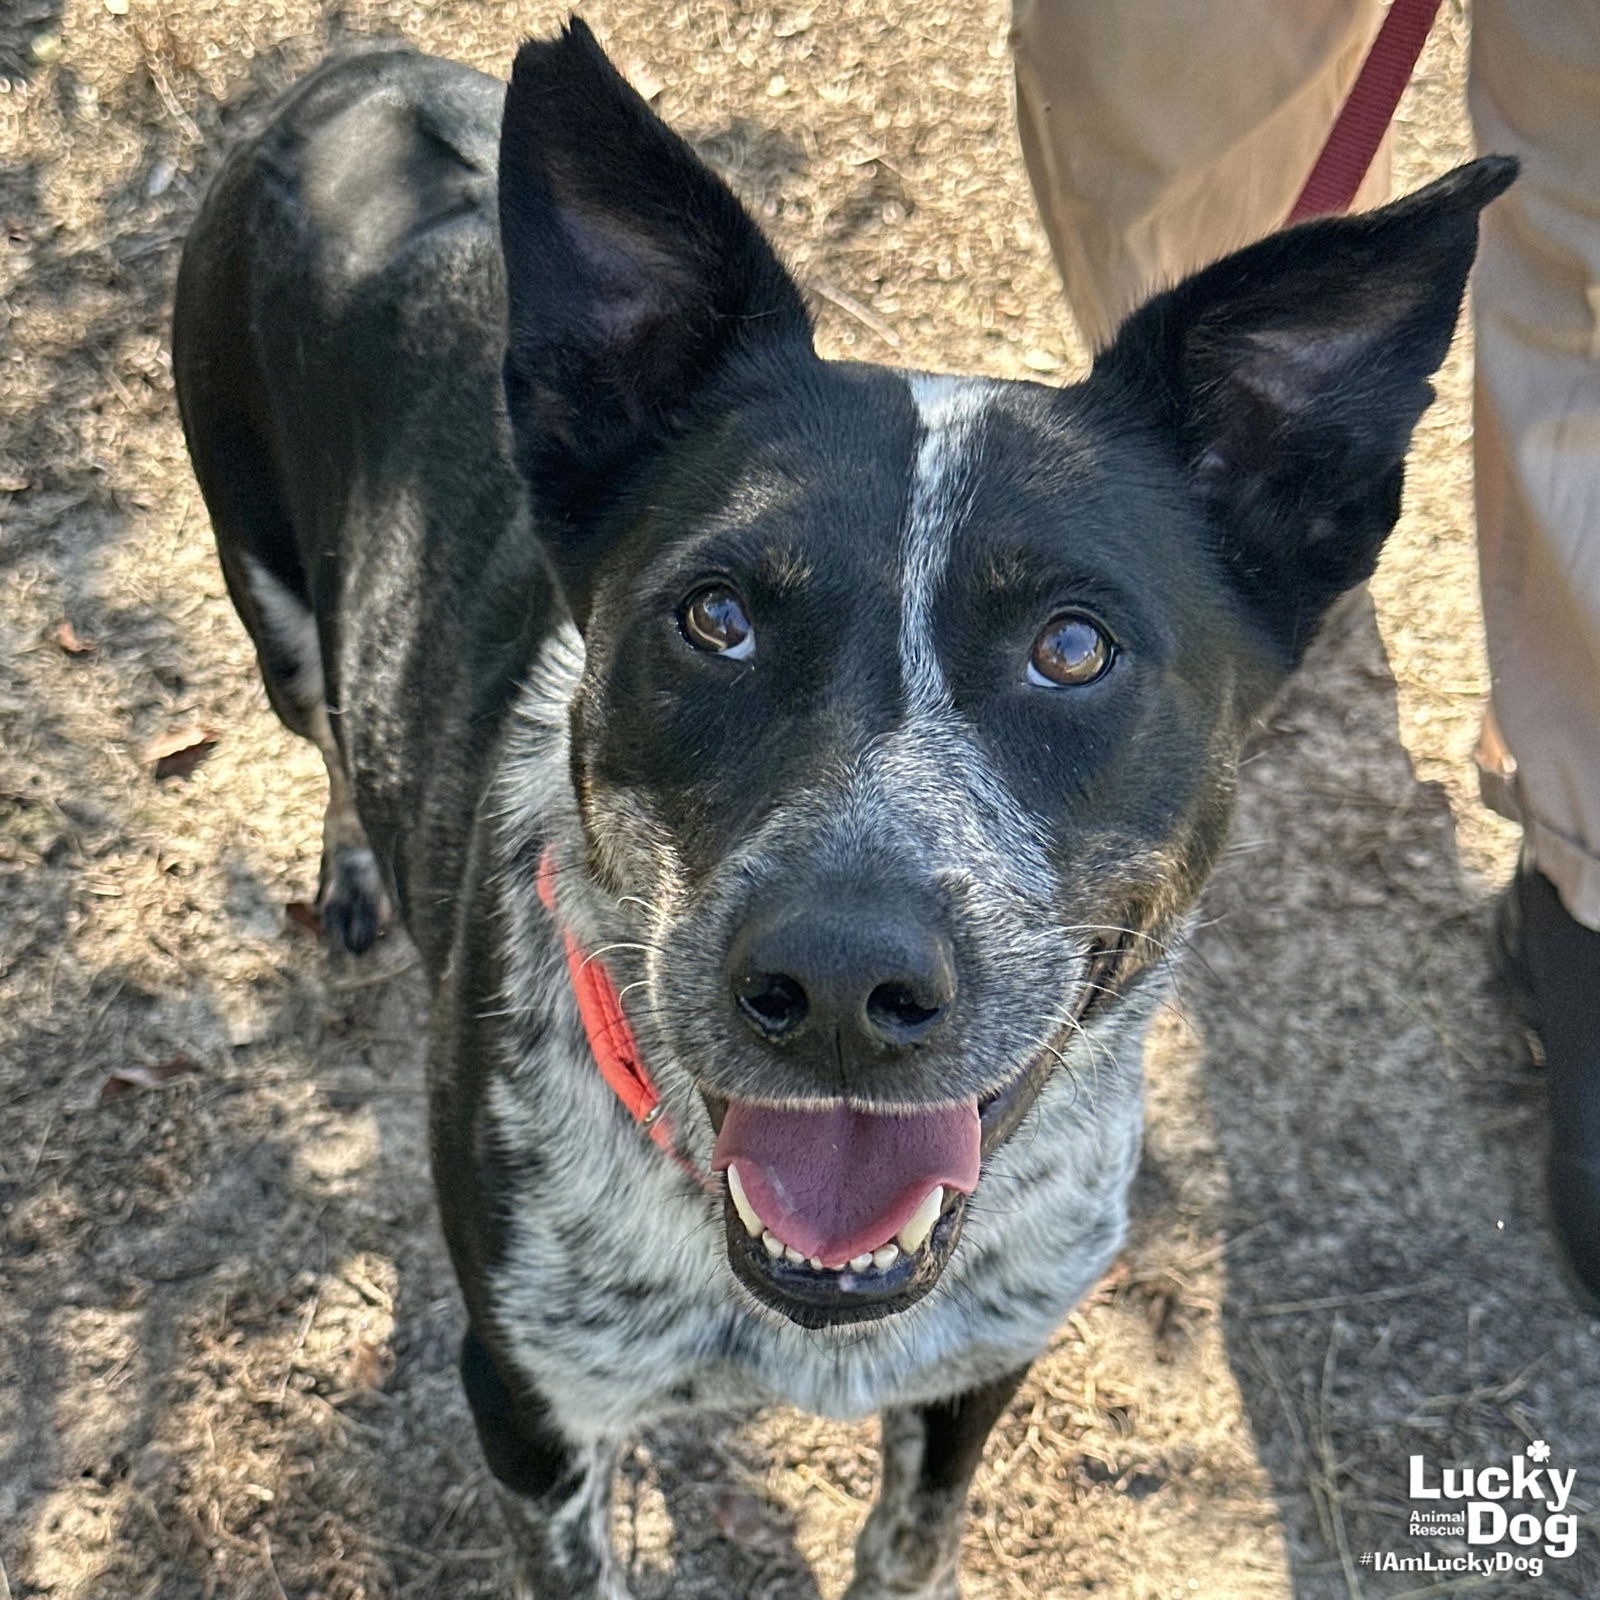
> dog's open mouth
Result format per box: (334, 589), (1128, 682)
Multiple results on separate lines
(706, 1053), (1052, 1329)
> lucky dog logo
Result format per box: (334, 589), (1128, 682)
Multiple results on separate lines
(1409, 1440), (1577, 1555)
(1362, 1441), (1579, 1578)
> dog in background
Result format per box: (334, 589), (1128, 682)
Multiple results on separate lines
(173, 20), (1511, 1596)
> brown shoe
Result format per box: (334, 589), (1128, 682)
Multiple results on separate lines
(1494, 860), (1600, 1311)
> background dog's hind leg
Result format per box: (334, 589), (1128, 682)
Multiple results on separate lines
(174, 174), (390, 957)
(844, 1363), (1032, 1600)
(246, 561), (391, 955)
(460, 1331), (633, 1600)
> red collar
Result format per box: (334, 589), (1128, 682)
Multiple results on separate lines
(537, 848), (692, 1167)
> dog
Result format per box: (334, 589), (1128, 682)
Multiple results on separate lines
(172, 20), (1512, 1596)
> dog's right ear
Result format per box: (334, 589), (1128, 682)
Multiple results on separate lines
(1098, 155), (1516, 663)
(498, 20), (812, 613)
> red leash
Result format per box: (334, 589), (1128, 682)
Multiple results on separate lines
(1286, 0), (1442, 224)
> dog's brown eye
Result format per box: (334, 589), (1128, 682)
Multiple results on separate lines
(1028, 612), (1113, 687)
(680, 584), (754, 659)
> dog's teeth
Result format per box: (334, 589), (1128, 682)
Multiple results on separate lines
(726, 1165), (763, 1238)
(753, 1220), (914, 1274)
(896, 1187), (944, 1255)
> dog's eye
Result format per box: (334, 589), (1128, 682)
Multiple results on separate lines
(679, 584), (755, 659)
(1027, 612), (1113, 688)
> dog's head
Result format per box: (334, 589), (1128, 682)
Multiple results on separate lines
(495, 21), (1513, 1328)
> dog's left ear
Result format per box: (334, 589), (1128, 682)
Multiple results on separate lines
(1100, 155), (1516, 660)
(498, 19), (812, 613)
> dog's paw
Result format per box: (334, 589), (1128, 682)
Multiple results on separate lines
(317, 844), (391, 954)
(842, 1579), (959, 1600)
(845, 1523), (961, 1600)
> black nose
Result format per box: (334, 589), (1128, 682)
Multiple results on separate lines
(727, 899), (957, 1053)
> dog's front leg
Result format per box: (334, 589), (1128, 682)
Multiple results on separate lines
(461, 1332), (632, 1600)
(845, 1363), (1031, 1600)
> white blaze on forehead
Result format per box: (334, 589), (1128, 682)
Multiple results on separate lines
(900, 372), (996, 713)
(869, 373), (1058, 898)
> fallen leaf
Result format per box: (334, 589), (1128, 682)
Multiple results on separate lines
(344, 1339), (394, 1394)
(49, 620), (93, 655)
(100, 1056), (197, 1100)
(285, 899), (322, 936)
(144, 728), (219, 780)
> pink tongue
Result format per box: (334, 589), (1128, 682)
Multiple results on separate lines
(712, 1099), (980, 1266)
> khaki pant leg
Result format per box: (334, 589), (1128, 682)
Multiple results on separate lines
(1470, 0), (1600, 930)
(1011, 0), (1387, 349)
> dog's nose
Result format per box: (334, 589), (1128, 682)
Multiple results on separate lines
(727, 901), (957, 1053)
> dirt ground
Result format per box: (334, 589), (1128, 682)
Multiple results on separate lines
(3, 2), (1598, 1597)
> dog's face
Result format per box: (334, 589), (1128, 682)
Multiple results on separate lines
(497, 24), (1512, 1327)
(550, 366), (1252, 1326)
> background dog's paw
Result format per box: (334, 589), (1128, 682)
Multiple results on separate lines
(317, 845), (391, 954)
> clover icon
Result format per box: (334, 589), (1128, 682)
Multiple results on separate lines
(1527, 1440), (1552, 1462)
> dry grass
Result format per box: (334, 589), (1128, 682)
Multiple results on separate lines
(3, 2), (1598, 1597)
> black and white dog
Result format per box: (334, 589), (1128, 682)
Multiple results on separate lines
(173, 21), (1511, 1597)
